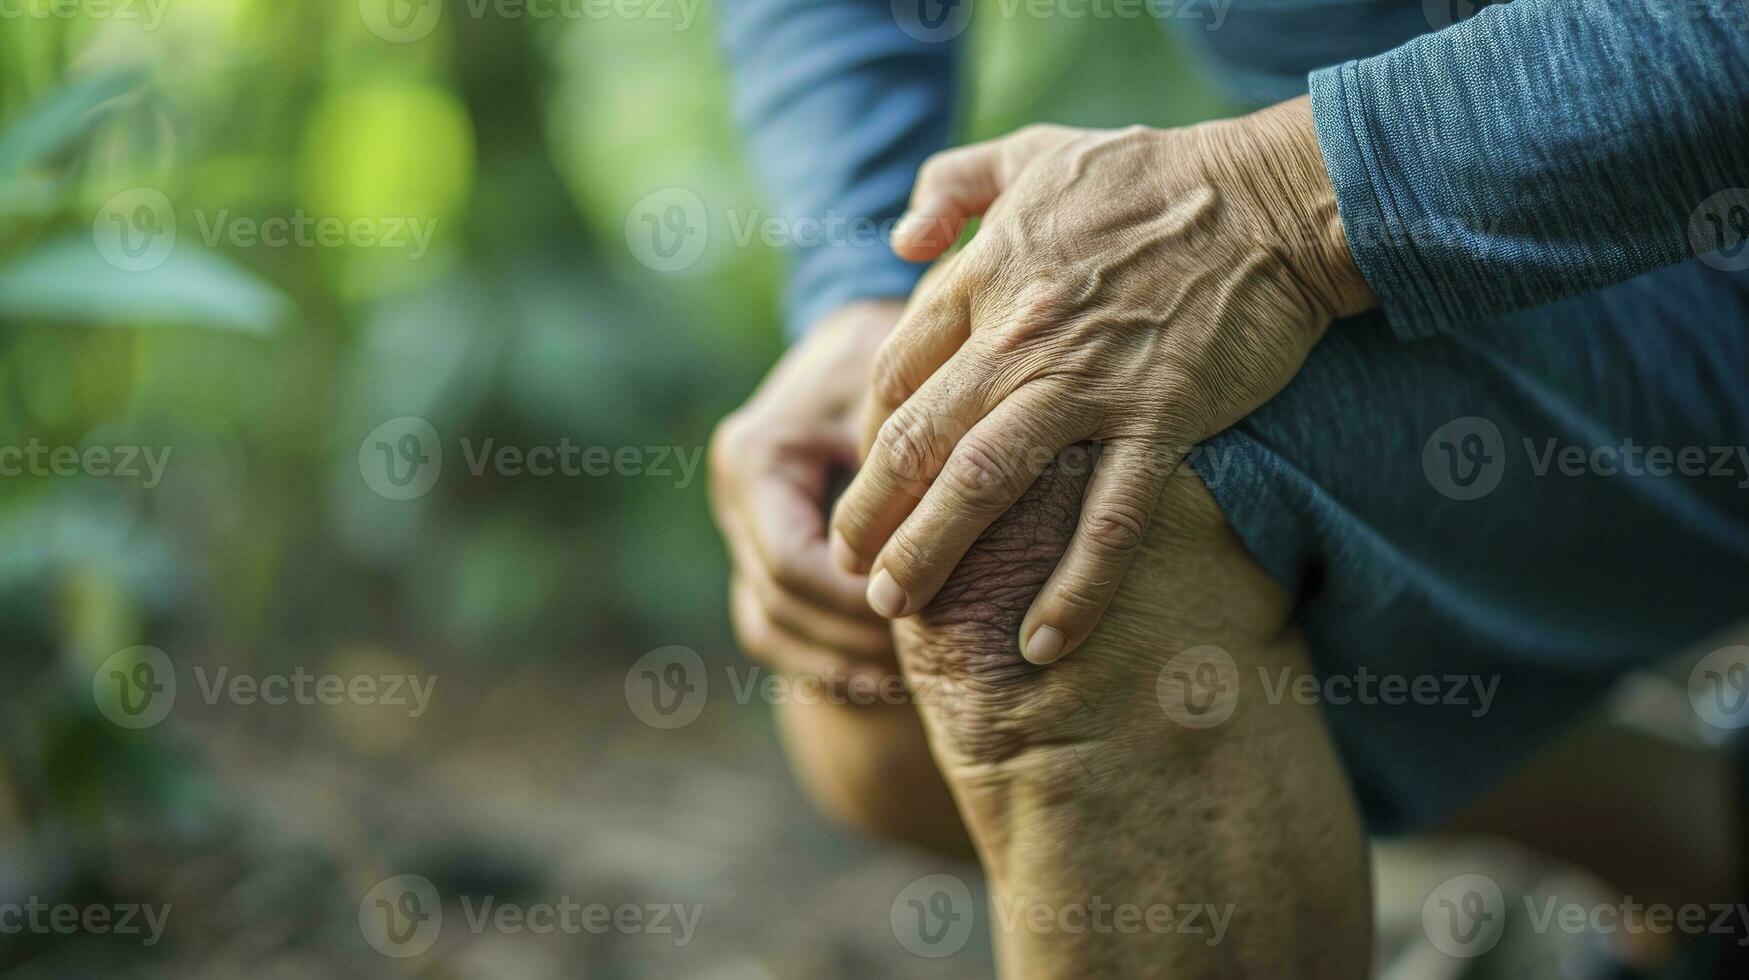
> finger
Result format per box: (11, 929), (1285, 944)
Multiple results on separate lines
(831, 346), (1005, 612)
(856, 262), (976, 460)
(870, 385), (1094, 619)
(893, 143), (1005, 261)
(728, 504), (892, 658)
(892, 127), (1066, 261)
(745, 466), (876, 618)
(743, 562), (895, 661)
(1020, 439), (1170, 664)
(732, 577), (891, 684)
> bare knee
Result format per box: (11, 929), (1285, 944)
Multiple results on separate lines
(894, 444), (1290, 772)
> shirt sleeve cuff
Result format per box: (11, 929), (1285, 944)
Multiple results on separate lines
(1310, 62), (1463, 341)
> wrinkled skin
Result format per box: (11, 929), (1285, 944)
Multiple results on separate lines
(830, 97), (1374, 665)
(893, 447), (1371, 978)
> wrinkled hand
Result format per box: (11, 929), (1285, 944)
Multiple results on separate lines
(829, 97), (1374, 664)
(710, 301), (904, 681)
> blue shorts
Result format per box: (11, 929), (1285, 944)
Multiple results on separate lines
(1193, 258), (1749, 835)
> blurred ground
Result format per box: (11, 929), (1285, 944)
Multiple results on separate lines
(4, 648), (993, 979)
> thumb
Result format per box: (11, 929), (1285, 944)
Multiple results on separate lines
(891, 125), (1069, 262)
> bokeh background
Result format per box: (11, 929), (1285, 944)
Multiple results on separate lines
(1, 3), (1741, 979)
(0, 5), (1229, 977)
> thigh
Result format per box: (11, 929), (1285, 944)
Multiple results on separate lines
(1195, 259), (1749, 834)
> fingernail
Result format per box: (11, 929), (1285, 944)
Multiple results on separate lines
(1024, 626), (1066, 665)
(866, 569), (910, 618)
(830, 530), (862, 574)
(892, 212), (920, 242)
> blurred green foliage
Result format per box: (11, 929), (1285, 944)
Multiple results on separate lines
(0, 0), (1229, 855)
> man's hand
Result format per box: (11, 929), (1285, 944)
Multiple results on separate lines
(710, 300), (905, 681)
(828, 96), (1375, 665)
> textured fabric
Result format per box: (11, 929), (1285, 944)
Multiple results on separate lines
(1310, 0), (1749, 339)
(1167, 0), (1434, 105)
(721, 0), (1749, 832)
(1193, 261), (1749, 833)
(724, 0), (1749, 337)
(717, 0), (958, 336)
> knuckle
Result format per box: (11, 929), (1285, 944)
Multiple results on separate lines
(873, 407), (939, 485)
(938, 435), (1013, 505)
(1081, 504), (1148, 557)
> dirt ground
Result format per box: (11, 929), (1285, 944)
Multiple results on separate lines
(4, 649), (992, 979)
(4, 645), (1731, 978)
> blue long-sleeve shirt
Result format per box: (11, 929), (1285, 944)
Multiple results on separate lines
(719, 0), (1749, 340)
(717, 0), (1749, 836)
(718, 0), (959, 334)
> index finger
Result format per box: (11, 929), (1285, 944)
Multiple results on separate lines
(829, 341), (1004, 602)
(856, 253), (978, 458)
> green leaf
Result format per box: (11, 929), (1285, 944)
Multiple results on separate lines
(0, 234), (289, 334)
(0, 68), (145, 178)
